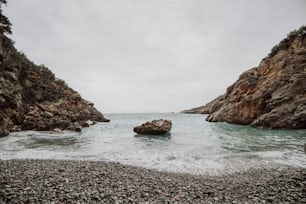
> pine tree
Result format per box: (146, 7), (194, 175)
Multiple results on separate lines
(0, 0), (11, 65)
(0, 0), (11, 35)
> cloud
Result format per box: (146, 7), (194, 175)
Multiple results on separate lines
(4, 0), (306, 113)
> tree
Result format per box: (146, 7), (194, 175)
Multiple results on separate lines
(0, 0), (11, 66)
(0, 0), (11, 35)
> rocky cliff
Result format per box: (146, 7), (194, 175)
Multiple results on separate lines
(0, 4), (109, 137)
(187, 26), (306, 129)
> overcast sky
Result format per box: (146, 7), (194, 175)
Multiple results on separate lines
(3, 0), (306, 113)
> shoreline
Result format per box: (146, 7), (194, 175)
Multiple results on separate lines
(1, 159), (305, 203)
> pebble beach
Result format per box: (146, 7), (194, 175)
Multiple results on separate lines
(1, 159), (305, 203)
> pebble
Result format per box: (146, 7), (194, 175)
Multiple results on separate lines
(0, 159), (305, 203)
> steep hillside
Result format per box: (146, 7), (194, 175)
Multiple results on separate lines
(186, 26), (306, 129)
(0, 2), (109, 137)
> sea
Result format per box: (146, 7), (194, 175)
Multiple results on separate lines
(1, 113), (305, 175)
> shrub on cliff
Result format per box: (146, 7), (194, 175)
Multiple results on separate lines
(0, 0), (11, 35)
(269, 26), (306, 57)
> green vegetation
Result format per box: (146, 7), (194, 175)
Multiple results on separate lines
(269, 26), (306, 57)
(0, 0), (12, 35)
(0, 1), (69, 104)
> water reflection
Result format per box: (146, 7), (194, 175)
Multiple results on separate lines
(134, 133), (171, 140)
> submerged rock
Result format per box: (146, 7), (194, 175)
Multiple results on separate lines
(52, 128), (64, 134)
(133, 119), (172, 135)
(67, 123), (82, 132)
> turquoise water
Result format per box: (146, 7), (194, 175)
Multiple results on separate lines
(0, 113), (305, 175)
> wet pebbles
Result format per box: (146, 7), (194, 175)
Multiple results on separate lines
(0, 159), (305, 203)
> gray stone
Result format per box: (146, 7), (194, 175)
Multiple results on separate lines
(133, 119), (172, 135)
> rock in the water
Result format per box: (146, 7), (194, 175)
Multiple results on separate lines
(67, 123), (82, 132)
(185, 26), (306, 129)
(133, 119), (172, 135)
(52, 128), (64, 134)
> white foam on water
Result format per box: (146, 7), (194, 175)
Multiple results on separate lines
(0, 113), (305, 175)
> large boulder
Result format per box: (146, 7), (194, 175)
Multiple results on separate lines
(133, 119), (172, 135)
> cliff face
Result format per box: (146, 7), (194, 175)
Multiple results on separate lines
(0, 33), (109, 137)
(190, 26), (306, 129)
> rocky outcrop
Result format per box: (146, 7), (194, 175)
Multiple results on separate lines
(0, 5), (109, 137)
(181, 95), (224, 114)
(133, 119), (172, 135)
(188, 26), (306, 129)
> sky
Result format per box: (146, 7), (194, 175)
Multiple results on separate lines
(3, 0), (306, 113)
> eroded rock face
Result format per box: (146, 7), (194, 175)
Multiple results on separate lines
(133, 119), (172, 135)
(187, 26), (306, 129)
(0, 35), (109, 137)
